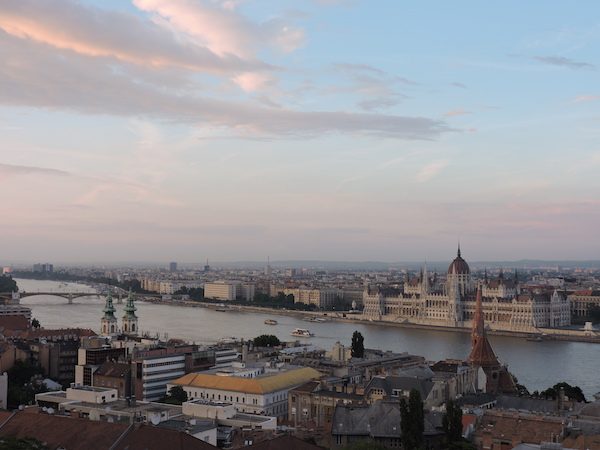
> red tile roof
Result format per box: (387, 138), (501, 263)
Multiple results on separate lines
(114, 424), (216, 450)
(0, 316), (29, 332)
(0, 410), (218, 449)
(248, 435), (325, 450)
(0, 410), (128, 450)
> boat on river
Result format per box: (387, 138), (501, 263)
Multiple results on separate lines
(291, 328), (314, 337)
(264, 319), (278, 325)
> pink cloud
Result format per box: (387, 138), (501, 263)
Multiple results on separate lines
(573, 95), (600, 103)
(444, 109), (471, 117)
(0, 0), (269, 74)
(133, 0), (304, 59)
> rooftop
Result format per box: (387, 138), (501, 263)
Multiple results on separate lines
(171, 367), (322, 394)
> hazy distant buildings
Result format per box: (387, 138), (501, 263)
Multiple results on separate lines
(204, 281), (255, 301)
(283, 287), (339, 309)
(32, 263), (53, 273)
(141, 278), (203, 295)
(169, 261), (177, 272)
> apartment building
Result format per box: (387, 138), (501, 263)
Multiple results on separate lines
(204, 281), (255, 301)
(131, 345), (215, 401)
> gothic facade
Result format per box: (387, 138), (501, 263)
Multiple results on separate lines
(362, 247), (571, 331)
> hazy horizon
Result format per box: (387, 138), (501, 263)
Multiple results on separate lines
(1, 1), (599, 262)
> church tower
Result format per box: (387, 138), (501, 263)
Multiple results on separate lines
(468, 285), (516, 394)
(122, 289), (138, 335)
(101, 290), (118, 336)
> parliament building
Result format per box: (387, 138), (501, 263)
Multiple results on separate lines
(362, 247), (571, 331)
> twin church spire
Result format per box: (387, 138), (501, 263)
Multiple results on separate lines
(101, 289), (139, 336)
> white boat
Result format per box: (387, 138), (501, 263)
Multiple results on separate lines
(264, 319), (278, 325)
(290, 328), (314, 337)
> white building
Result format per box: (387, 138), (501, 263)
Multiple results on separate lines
(204, 281), (255, 301)
(168, 365), (321, 419)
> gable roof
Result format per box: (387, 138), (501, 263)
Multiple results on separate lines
(95, 361), (131, 378)
(0, 410), (218, 449)
(114, 424), (216, 450)
(331, 401), (440, 438)
(171, 367), (322, 394)
(0, 410), (128, 450)
(366, 376), (434, 399)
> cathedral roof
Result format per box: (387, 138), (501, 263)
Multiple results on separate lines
(447, 245), (470, 274)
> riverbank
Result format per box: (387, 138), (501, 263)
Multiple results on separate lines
(139, 297), (600, 344)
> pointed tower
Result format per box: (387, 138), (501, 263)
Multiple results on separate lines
(468, 285), (498, 367)
(101, 290), (118, 336)
(468, 285), (516, 394)
(122, 289), (138, 335)
(447, 264), (462, 325)
(421, 263), (429, 295)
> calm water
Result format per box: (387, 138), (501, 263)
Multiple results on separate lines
(16, 279), (600, 399)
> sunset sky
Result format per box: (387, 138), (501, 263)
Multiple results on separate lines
(1, 0), (599, 263)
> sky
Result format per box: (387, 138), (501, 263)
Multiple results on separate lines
(0, 0), (599, 263)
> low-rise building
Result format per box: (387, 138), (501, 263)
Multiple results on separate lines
(74, 344), (126, 388)
(473, 410), (567, 450)
(331, 401), (444, 449)
(569, 289), (600, 319)
(288, 380), (363, 427)
(169, 364), (322, 419)
(93, 361), (132, 398)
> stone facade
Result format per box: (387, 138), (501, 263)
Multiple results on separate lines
(362, 248), (571, 331)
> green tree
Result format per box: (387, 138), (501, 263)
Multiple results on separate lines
(539, 382), (586, 403)
(443, 399), (463, 444)
(253, 334), (281, 347)
(161, 385), (188, 405)
(400, 389), (425, 449)
(7, 360), (48, 408)
(351, 330), (365, 358)
(588, 305), (600, 322)
(0, 275), (17, 293)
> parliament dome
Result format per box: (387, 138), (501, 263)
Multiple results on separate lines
(448, 246), (470, 274)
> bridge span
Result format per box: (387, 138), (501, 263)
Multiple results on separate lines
(0, 291), (169, 305)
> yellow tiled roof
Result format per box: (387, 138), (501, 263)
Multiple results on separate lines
(172, 367), (322, 394)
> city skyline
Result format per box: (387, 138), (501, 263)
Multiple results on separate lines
(1, 1), (600, 262)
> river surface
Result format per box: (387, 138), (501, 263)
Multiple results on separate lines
(16, 279), (600, 399)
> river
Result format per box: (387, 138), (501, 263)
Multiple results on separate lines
(16, 278), (600, 399)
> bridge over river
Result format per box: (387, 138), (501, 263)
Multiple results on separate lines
(0, 291), (173, 304)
